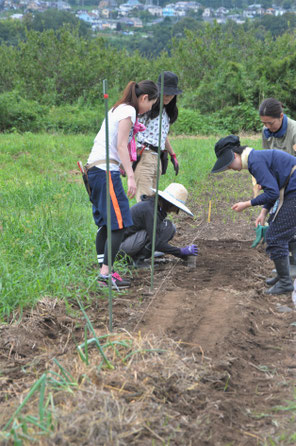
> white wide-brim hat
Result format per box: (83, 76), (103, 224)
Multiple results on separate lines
(152, 183), (193, 216)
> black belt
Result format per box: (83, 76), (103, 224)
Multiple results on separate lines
(87, 166), (101, 172)
(141, 142), (159, 153)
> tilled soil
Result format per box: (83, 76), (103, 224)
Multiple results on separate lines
(1, 172), (296, 445)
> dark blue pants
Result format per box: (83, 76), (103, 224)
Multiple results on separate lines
(87, 167), (133, 230)
(266, 193), (296, 260)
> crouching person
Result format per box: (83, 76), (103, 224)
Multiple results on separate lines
(211, 135), (296, 295)
(119, 183), (198, 266)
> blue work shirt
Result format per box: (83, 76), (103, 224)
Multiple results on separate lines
(249, 149), (296, 210)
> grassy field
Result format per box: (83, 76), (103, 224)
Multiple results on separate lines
(0, 132), (262, 318)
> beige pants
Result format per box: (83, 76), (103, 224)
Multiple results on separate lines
(134, 150), (161, 202)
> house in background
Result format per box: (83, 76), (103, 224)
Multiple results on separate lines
(162, 5), (176, 16)
(147, 5), (162, 16)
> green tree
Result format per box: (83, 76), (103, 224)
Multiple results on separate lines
(25, 10), (91, 37)
(14, 28), (119, 104)
(261, 0), (273, 8)
(171, 22), (265, 111)
(0, 44), (17, 92)
(283, 0), (292, 10)
(112, 18), (174, 57)
(172, 17), (202, 37)
(0, 20), (26, 45)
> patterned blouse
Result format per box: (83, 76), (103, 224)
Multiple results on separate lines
(137, 109), (170, 151)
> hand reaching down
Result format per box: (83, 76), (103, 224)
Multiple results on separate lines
(170, 153), (179, 175)
(180, 244), (198, 257)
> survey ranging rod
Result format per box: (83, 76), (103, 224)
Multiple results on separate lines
(150, 71), (164, 291)
(103, 79), (114, 332)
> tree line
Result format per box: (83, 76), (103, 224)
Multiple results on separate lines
(1, 19), (296, 132)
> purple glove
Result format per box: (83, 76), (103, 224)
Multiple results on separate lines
(180, 245), (198, 256)
(170, 153), (179, 175)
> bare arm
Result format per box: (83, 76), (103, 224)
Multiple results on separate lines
(165, 137), (174, 156)
(117, 117), (136, 199)
(231, 200), (252, 212)
(255, 208), (268, 227)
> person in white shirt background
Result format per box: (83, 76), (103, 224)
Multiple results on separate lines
(87, 80), (158, 289)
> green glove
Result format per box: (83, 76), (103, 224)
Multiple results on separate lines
(262, 225), (268, 242)
(251, 224), (268, 248)
(251, 225), (263, 248)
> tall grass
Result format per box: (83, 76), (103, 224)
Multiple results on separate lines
(0, 132), (262, 318)
(1, 133), (96, 318)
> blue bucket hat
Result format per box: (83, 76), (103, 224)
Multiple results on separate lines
(211, 135), (241, 173)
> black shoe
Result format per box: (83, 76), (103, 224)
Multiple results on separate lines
(133, 259), (151, 269)
(265, 257), (293, 295)
(265, 275), (279, 286)
(265, 280), (294, 294)
(98, 272), (131, 290)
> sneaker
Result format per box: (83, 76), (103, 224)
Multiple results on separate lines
(154, 251), (164, 258)
(98, 272), (131, 290)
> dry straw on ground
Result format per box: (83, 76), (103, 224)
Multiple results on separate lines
(0, 300), (212, 445)
(44, 332), (209, 445)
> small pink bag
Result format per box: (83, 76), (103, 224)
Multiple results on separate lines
(128, 119), (146, 162)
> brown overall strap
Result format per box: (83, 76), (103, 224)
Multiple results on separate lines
(272, 165), (296, 222)
(85, 159), (120, 170)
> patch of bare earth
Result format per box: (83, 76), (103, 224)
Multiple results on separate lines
(1, 172), (296, 445)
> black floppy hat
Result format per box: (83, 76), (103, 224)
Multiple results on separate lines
(211, 135), (240, 173)
(158, 71), (182, 95)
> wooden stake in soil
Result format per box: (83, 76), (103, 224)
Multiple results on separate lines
(208, 200), (212, 223)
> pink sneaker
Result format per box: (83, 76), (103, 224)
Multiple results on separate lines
(98, 272), (131, 290)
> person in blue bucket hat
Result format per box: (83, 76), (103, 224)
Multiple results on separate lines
(211, 135), (296, 295)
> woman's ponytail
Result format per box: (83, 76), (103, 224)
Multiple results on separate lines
(113, 80), (158, 113)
